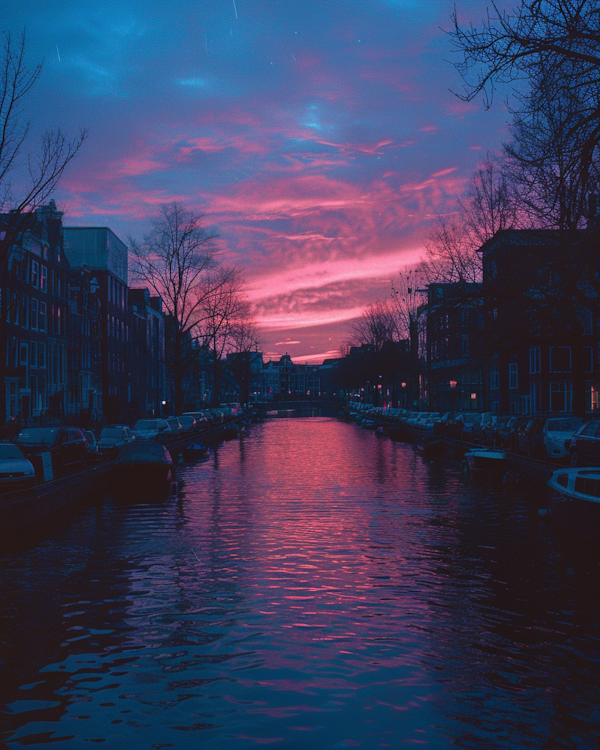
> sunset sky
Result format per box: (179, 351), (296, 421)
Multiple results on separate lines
(6, 0), (509, 362)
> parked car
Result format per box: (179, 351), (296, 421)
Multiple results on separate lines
(177, 415), (197, 434)
(183, 411), (210, 430)
(516, 414), (575, 458)
(132, 418), (171, 441)
(166, 417), (183, 435)
(482, 414), (500, 446)
(97, 426), (135, 458)
(542, 417), (582, 461)
(84, 430), (99, 460)
(569, 420), (600, 466)
(433, 412), (458, 436)
(15, 426), (88, 475)
(494, 414), (531, 452)
(459, 412), (480, 442)
(471, 413), (495, 444)
(0, 441), (36, 492)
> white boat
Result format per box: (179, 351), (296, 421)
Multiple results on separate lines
(547, 468), (600, 540)
(464, 448), (506, 473)
(547, 467), (600, 504)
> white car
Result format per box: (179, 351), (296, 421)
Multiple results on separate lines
(132, 419), (171, 441)
(543, 417), (583, 460)
(0, 442), (36, 492)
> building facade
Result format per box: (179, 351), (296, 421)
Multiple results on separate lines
(1, 202), (70, 422)
(64, 227), (131, 422)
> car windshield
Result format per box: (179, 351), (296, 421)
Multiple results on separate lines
(547, 418), (582, 432)
(100, 428), (123, 438)
(134, 420), (158, 430)
(179, 417), (194, 427)
(0, 443), (24, 459)
(16, 428), (59, 445)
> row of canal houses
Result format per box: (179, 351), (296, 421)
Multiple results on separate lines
(0, 203), (171, 424)
(425, 229), (599, 416)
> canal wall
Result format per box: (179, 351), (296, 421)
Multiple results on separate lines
(0, 415), (254, 538)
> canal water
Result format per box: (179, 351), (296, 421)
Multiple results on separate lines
(1, 418), (600, 748)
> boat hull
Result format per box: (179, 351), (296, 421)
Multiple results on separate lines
(464, 450), (506, 473)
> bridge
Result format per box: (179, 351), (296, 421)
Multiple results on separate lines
(253, 400), (345, 417)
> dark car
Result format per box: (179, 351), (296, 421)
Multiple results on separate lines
(15, 426), (88, 476)
(433, 412), (458, 437)
(97, 426), (135, 458)
(177, 415), (197, 434)
(0, 442), (36, 492)
(516, 415), (570, 458)
(471, 413), (495, 444)
(496, 415), (530, 451)
(516, 417), (546, 457)
(569, 420), (600, 466)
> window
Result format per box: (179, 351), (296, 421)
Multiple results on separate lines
(39, 301), (47, 332)
(578, 308), (593, 336)
(31, 260), (39, 288)
(20, 295), (28, 328)
(38, 343), (46, 368)
(529, 347), (541, 374)
(19, 342), (28, 366)
(585, 346), (593, 373)
(40, 265), (47, 292)
(56, 305), (61, 335)
(10, 292), (19, 326)
(461, 334), (469, 356)
(550, 381), (572, 412)
(550, 346), (572, 372)
(509, 363), (518, 389)
(586, 382), (599, 413)
(490, 363), (499, 389)
(30, 341), (37, 368)
(30, 298), (38, 330)
(8, 337), (17, 367)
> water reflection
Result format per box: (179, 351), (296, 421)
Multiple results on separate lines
(1, 418), (600, 748)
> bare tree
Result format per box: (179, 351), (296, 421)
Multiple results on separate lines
(129, 202), (221, 414)
(450, 1), (600, 225)
(199, 267), (248, 405)
(0, 30), (86, 270)
(450, 0), (600, 110)
(422, 154), (518, 284)
(226, 304), (260, 406)
(349, 299), (399, 351)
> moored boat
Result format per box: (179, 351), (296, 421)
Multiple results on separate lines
(417, 436), (445, 460)
(548, 467), (600, 503)
(180, 442), (210, 460)
(464, 448), (506, 473)
(112, 442), (175, 498)
(547, 467), (600, 539)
